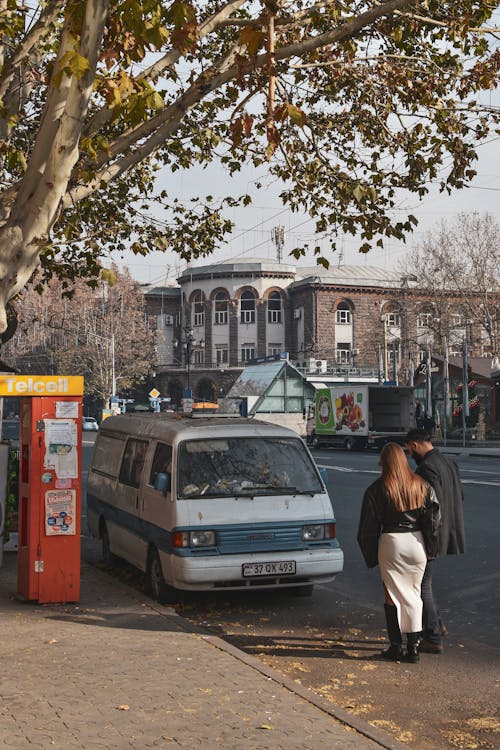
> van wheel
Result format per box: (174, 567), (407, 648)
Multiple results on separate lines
(101, 522), (118, 566)
(146, 548), (178, 605)
(291, 584), (314, 597)
(344, 437), (355, 451)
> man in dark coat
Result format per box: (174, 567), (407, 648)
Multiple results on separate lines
(405, 428), (466, 653)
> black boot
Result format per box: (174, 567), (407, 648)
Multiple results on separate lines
(381, 604), (403, 662)
(406, 632), (421, 663)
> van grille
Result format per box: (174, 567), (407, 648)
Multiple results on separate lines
(216, 524), (302, 554)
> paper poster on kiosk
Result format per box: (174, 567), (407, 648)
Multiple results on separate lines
(45, 489), (76, 535)
(44, 419), (78, 479)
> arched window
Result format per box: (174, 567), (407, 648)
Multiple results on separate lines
(193, 291), (204, 327)
(214, 291), (228, 325)
(240, 290), (256, 324)
(268, 291), (282, 323)
(336, 302), (352, 325)
(417, 304), (435, 330)
(385, 310), (401, 328)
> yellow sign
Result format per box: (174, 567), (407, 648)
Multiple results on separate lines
(0, 375), (84, 396)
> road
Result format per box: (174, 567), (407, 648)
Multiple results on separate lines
(81, 438), (500, 750)
(315, 448), (500, 651)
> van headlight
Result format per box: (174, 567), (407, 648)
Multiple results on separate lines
(302, 523), (336, 541)
(190, 530), (216, 547)
(172, 530), (216, 548)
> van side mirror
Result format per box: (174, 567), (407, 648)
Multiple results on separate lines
(154, 472), (171, 494)
(319, 467), (329, 486)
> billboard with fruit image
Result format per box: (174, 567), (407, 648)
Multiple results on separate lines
(316, 386), (368, 436)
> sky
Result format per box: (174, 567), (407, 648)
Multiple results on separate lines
(109, 108), (500, 289)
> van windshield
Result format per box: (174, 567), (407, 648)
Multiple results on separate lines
(177, 437), (323, 499)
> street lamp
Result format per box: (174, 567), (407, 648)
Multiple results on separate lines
(175, 326), (204, 395)
(185, 327), (194, 393)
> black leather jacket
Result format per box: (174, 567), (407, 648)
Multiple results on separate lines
(357, 477), (440, 567)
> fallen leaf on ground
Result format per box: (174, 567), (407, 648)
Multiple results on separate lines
(116, 705), (129, 711)
(441, 730), (479, 749)
(465, 717), (500, 732)
(288, 661), (311, 673)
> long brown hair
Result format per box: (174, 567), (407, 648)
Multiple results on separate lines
(379, 442), (427, 511)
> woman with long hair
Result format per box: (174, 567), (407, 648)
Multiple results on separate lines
(357, 442), (440, 663)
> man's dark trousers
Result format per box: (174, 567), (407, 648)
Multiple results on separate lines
(421, 559), (442, 643)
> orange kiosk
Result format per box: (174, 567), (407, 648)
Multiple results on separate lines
(0, 375), (84, 604)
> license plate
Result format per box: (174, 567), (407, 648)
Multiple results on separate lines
(242, 560), (296, 577)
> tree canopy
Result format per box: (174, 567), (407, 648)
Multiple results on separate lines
(2, 267), (154, 403)
(0, 0), (498, 334)
(405, 212), (500, 354)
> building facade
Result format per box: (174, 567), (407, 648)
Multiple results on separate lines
(144, 259), (499, 428)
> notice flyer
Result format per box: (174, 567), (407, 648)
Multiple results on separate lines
(44, 419), (78, 479)
(55, 401), (79, 419)
(45, 489), (76, 536)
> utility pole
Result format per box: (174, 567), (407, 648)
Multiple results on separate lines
(461, 337), (469, 447)
(392, 341), (399, 385)
(425, 339), (432, 418)
(111, 332), (116, 402)
(443, 337), (450, 447)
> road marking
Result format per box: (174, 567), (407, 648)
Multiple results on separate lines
(318, 464), (500, 485)
(462, 480), (500, 486)
(460, 468), (500, 476)
(318, 464), (380, 474)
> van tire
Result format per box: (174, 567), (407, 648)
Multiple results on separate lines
(146, 548), (178, 605)
(101, 522), (118, 566)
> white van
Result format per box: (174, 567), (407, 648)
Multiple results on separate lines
(87, 413), (343, 602)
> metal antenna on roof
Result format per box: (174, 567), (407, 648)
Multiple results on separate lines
(271, 225), (285, 263)
(338, 242), (344, 267)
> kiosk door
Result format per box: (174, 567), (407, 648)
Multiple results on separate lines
(17, 396), (81, 603)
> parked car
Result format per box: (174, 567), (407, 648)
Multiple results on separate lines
(82, 416), (99, 431)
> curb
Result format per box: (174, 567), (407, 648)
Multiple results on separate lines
(197, 631), (411, 750)
(440, 450), (500, 458)
(128, 571), (410, 750)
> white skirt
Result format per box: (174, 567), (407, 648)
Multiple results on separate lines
(378, 531), (427, 634)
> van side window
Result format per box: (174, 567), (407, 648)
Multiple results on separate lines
(91, 435), (125, 476)
(119, 439), (149, 487)
(149, 443), (172, 488)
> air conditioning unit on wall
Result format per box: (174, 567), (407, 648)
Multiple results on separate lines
(308, 358), (328, 373)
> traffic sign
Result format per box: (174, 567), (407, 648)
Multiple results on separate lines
(149, 388), (160, 399)
(182, 398), (193, 414)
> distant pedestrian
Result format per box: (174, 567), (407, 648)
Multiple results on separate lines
(422, 412), (435, 437)
(357, 443), (440, 663)
(414, 399), (424, 428)
(405, 428), (466, 653)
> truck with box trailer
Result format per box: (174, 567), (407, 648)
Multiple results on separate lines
(306, 385), (415, 450)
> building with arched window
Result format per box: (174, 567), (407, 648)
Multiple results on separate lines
(144, 259), (499, 428)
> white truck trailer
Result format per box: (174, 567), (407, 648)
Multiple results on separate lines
(306, 384), (415, 450)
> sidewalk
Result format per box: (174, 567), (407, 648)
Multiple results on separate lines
(435, 443), (500, 458)
(0, 552), (409, 750)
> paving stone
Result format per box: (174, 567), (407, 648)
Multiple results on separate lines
(0, 557), (396, 750)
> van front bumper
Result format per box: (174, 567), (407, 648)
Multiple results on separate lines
(163, 547), (344, 591)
